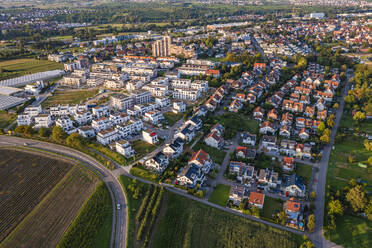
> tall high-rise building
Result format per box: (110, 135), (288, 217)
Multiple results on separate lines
(152, 36), (171, 57)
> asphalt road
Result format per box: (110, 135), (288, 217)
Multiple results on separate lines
(309, 79), (350, 248)
(0, 135), (127, 248)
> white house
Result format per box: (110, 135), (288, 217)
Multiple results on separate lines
(34, 114), (53, 129)
(115, 140), (135, 158)
(17, 114), (33, 126)
(92, 105), (110, 118)
(145, 152), (169, 172)
(56, 116), (76, 133)
(97, 128), (120, 145)
(142, 130), (159, 144)
(92, 117), (112, 132)
(162, 138), (184, 159)
(24, 106), (42, 117)
(78, 126), (96, 138)
(74, 110), (93, 125)
(143, 110), (164, 125)
(173, 101), (186, 113)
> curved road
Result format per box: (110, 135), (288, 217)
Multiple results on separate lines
(0, 135), (127, 248)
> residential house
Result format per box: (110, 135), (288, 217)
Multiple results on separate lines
(142, 130), (159, 144)
(78, 126), (96, 138)
(229, 185), (246, 206)
(282, 156), (295, 171)
(204, 131), (224, 149)
(229, 99), (243, 112)
(145, 152), (169, 172)
(116, 140), (135, 158)
(241, 132), (256, 146)
(34, 114), (53, 128)
(249, 191), (265, 209)
(261, 135), (278, 153)
(97, 128), (120, 145)
(229, 161), (247, 175)
(259, 121), (277, 135)
(253, 107), (265, 122)
(162, 138), (184, 159)
(173, 101), (186, 113)
(175, 124), (195, 142)
(189, 149), (213, 173)
(176, 163), (204, 188)
(283, 174), (306, 198)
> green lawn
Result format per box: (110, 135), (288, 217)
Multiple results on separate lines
(163, 112), (183, 126)
(261, 196), (283, 220)
(151, 191), (304, 248)
(131, 140), (158, 159)
(193, 140), (226, 164)
(214, 112), (259, 133)
(0, 110), (16, 129)
(208, 184), (231, 207)
(340, 114), (372, 134)
(130, 165), (160, 183)
(324, 214), (372, 248)
(296, 163), (313, 185)
(327, 134), (372, 192)
(0, 59), (63, 80)
(42, 89), (99, 108)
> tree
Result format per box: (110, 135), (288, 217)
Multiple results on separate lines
(15, 125), (26, 134)
(251, 206), (260, 217)
(51, 126), (66, 143)
(300, 240), (315, 248)
(23, 125), (34, 137)
(307, 214), (316, 232)
(66, 132), (84, 149)
(364, 140), (372, 151)
(317, 121), (325, 134)
(278, 211), (287, 225)
(353, 111), (366, 123)
(346, 185), (367, 212)
(365, 199), (372, 221)
(38, 127), (49, 138)
(368, 156), (372, 166)
(310, 191), (316, 200)
(328, 199), (344, 216)
(320, 133), (330, 144)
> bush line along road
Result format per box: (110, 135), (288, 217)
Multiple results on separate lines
(0, 77), (351, 247)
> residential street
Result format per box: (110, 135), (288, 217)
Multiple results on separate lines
(309, 78), (350, 248)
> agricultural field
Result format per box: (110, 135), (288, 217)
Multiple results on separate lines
(0, 59), (63, 81)
(42, 89), (99, 108)
(120, 175), (303, 248)
(0, 149), (72, 242)
(151, 190), (304, 248)
(208, 184), (231, 207)
(57, 183), (113, 248)
(1, 166), (99, 248)
(0, 111), (16, 130)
